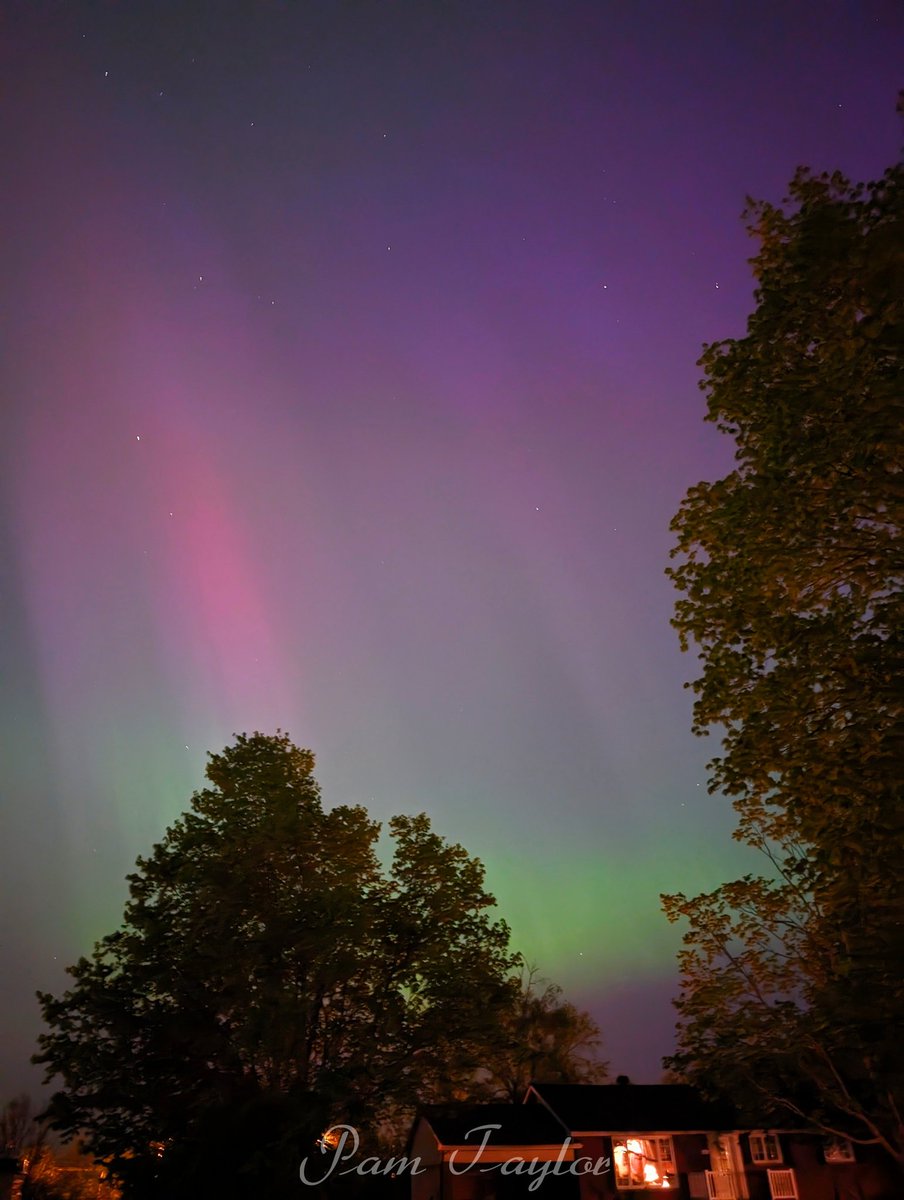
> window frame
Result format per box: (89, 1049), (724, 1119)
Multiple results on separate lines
(748, 1132), (782, 1164)
(822, 1136), (855, 1164)
(612, 1134), (677, 1190)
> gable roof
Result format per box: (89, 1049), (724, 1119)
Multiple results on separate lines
(419, 1103), (570, 1147)
(528, 1082), (737, 1133)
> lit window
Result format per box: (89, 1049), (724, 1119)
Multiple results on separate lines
(613, 1137), (676, 1189)
(749, 1133), (782, 1164)
(822, 1137), (855, 1163)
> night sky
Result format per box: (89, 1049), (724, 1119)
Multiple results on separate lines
(1, 1), (901, 1097)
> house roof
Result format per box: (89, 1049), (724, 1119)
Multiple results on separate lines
(528, 1082), (737, 1133)
(419, 1103), (570, 1147)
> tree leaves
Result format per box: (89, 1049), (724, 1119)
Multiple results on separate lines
(34, 733), (521, 1197)
(665, 156), (904, 1170)
(471, 965), (608, 1103)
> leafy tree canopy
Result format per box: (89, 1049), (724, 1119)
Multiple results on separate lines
(665, 152), (903, 1168)
(35, 732), (529, 1199)
(472, 966), (608, 1103)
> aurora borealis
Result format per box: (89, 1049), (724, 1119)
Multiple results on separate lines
(1, 2), (901, 1095)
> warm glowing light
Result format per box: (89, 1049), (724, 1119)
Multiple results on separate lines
(614, 1137), (675, 1188)
(318, 1128), (342, 1151)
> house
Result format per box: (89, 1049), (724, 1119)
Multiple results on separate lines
(527, 1080), (735, 1197)
(526, 1080), (900, 1200)
(409, 1082), (901, 1200)
(410, 1102), (581, 1200)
